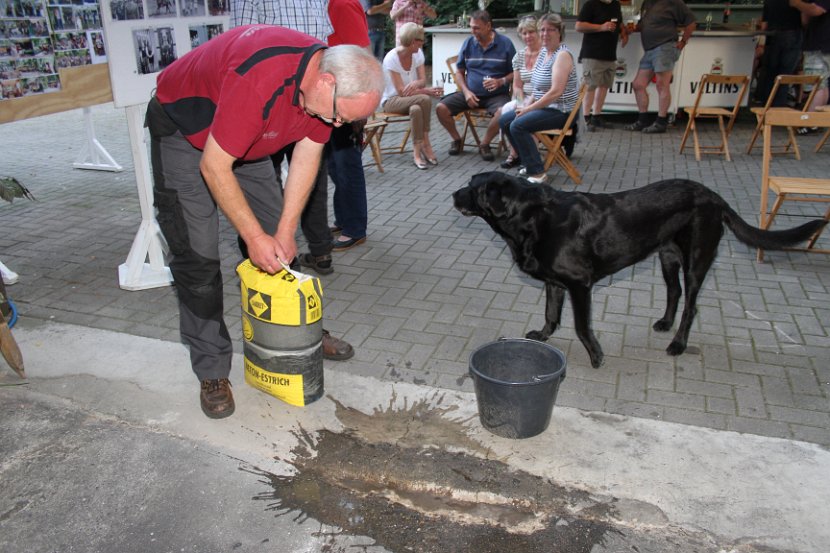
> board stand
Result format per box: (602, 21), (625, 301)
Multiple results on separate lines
(73, 106), (123, 172)
(118, 103), (172, 291)
(0, 260), (18, 285)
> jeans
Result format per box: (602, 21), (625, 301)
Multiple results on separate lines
(758, 30), (803, 107)
(500, 107), (569, 176)
(328, 126), (367, 239)
(369, 30), (386, 62)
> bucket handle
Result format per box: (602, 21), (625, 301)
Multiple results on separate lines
(495, 338), (567, 382)
(533, 370), (566, 382)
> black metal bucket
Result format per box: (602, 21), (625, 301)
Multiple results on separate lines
(469, 338), (567, 439)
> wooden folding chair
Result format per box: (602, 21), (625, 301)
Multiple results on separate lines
(361, 118), (387, 172)
(446, 55), (506, 155)
(758, 110), (830, 261)
(533, 83), (587, 185)
(746, 74), (821, 159)
(371, 111), (412, 155)
(679, 73), (749, 161)
(813, 104), (830, 152)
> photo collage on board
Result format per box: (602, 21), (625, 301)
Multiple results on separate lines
(122, 0), (224, 76)
(0, 0), (105, 100)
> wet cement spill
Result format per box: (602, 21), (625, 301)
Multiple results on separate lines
(244, 393), (756, 553)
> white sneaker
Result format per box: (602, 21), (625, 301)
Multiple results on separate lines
(525, 174), (548, 184)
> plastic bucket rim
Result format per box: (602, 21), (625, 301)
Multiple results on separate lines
(469, 337), (567, 387)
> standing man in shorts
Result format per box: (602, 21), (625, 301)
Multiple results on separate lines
(435, 9), (515, 161)
(576, 0), (628, 131)
(625, 0), (695, 134)
(789, 0), (830, 127)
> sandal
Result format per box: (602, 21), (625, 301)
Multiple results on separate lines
(479, 144), (495, 161)
(448, 139), (462, 155)
(500, 155), (520, 169)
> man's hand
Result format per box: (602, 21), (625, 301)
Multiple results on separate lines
(464, 89), (480, 107)
(201, 134), (281, 270)
(245, 232), (294, 274)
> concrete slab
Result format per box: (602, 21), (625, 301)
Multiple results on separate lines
(3, 320), (827, 552)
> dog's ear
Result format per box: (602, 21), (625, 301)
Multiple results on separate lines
(477, 174), (518, 219)
(469, 171), (499, 188)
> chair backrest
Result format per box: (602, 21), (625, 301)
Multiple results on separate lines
(688, 73), (749, 130)
(762, 74), (822, 113)
(763, 110), (830, 180)
(535, 83), (587, 140)
(446, 55), (458, 82)
(563, 82), (588, 133)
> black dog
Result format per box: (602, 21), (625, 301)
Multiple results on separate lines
(453, 172), (826, 368)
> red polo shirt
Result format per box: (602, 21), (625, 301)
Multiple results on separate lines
(155, 25), (332, 160)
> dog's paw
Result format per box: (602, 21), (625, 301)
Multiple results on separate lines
(525, 330), (550, 342)
(590, 354), (604, 369)
(653, 319), (673, 332)
(666, 340), (687, 356)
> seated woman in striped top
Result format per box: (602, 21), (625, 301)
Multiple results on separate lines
(498, 13), (580, 184)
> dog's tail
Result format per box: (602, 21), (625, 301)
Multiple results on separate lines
(723, 207), (827, 250)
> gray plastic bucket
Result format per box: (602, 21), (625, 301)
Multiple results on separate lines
(469, 338), (567, 439)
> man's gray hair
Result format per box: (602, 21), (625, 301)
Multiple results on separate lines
(320, 44), (384, 99)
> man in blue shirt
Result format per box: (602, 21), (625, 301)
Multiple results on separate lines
(435, 10), (516, 161)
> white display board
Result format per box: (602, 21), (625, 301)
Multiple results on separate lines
(100, 0), (229, 108)
(99, 0), (231, 289)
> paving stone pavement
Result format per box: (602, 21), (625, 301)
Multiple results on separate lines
(1, 102), (828, 447)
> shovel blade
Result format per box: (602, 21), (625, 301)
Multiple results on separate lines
(0, 313), (25, 379)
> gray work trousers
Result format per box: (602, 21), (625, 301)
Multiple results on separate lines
(150, 128), (282, 382)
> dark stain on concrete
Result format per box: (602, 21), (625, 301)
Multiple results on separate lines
(248, 429), (619, 553)
(244, 393), (629, 552)
(245, 393), (782, 553)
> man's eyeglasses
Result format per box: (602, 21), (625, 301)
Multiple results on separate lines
(302, 82), (345, 126)
(319, 83), (345, 126)
(331, 84), (343, 125)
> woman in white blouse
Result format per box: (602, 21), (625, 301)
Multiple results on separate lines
(381, 22), (443, 169)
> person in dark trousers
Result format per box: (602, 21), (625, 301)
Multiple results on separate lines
(757, 0), (804, 107)
(147, 25), (383, 419)
(327, 0), (371, 252)
(790, 0), (830, 131)
(363, 0), (392, 61)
